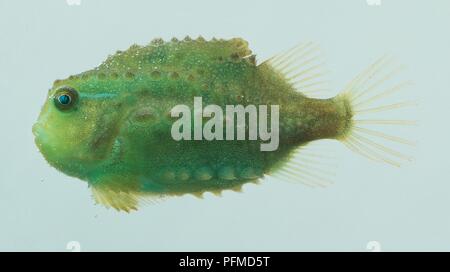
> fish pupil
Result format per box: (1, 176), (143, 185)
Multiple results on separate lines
(58, 94), (71, 105)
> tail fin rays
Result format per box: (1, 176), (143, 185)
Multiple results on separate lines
(339, 56), (416, 167)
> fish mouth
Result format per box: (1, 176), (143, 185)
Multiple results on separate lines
(32, 122), (47, 149)
(32, 122), (42, 137)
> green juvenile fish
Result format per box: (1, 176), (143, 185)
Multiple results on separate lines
(33, 37), (413, 211)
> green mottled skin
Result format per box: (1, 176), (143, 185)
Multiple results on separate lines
(33, 37), (351, 200)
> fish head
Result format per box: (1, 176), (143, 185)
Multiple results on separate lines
(33, 75), (125, 178)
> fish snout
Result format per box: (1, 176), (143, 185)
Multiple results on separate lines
(32, 122), (45, 138)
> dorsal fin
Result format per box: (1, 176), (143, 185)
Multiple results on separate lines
(98, 37), (254, 71)
(262, 42), (330, 98)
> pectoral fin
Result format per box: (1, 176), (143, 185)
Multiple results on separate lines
(91, 185), (139, 212)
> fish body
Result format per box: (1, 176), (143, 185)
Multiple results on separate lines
(33, 37), (411, 211)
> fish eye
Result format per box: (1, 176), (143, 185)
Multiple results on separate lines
(53, 86), (78, 111)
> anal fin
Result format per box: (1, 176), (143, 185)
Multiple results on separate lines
(270, 140), (337, 188)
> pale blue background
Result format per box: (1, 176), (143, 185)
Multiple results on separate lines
(0, 0), (449, 251)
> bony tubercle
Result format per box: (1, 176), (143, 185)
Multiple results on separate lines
(170, 97), (280, 152)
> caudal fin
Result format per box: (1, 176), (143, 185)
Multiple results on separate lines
(337, 55), (417, 167)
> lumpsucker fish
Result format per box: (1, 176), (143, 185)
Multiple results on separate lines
(33, 37), (414, 212)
